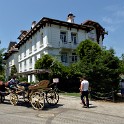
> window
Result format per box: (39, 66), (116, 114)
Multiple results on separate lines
(30, 75), (32, 82)
(61, 53), (68, 63)
(9, 61), (12, 66)
(24, 61), (27, 71)
(40, 53), (44, 58)
(29, 58), (32, 69)
(71, 33), (77, 44)
(35, 56), (37, 62)
(20, 48), (22, 60)
(12, 60), (14, 65)
(69, 53), (77, 63)
(40, 33), (43, 47)
(20, 63), (22, 72)
(29, 40), (32, 54)
(24, 45), (26, 57)
(34, 37), (37, 51)
(60, 31), (67, 44)
(20, 54), (22, 60)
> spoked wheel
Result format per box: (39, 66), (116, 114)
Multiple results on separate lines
(30, 92), (45, 110)
(46, 90), (59, 106)
(10, 93), (18, 105)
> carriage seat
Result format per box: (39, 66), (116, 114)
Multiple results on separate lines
(29, 80), (49, 90)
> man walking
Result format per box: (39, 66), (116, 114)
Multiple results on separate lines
(80, 76), (89, 108)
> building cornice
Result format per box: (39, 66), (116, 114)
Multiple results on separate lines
(15, 17), (95, 49)
(4, 17), (106, 59)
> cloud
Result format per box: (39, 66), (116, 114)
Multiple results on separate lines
(102, 17), (113, 24)
(105, 25), (116, 32)
(102, 5), (124, 32)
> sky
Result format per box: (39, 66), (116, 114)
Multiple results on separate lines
(0, 0), (124, 57)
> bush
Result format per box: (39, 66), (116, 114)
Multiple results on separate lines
(0, 75), (5, 81)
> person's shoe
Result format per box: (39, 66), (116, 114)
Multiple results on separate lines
(82, 105), (87, 108)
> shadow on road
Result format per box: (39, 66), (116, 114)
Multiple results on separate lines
(43, 103), (64, 110)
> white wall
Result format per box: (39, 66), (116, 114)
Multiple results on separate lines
(6, 22), (104, 82)
(5, 52), (18, 80)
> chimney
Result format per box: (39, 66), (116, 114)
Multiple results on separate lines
(67, 13), (75, 23)
(31, 21), (36, 29)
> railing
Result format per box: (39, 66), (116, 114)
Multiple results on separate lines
(90, 89), (118, 102)
(59, 40), (78, 49)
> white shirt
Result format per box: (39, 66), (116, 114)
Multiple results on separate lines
(120, 82), (124, 88)
(9, 78), (16, 85)
(81, 80), (89, 91)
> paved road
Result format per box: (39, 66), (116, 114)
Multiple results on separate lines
(0, 95), (123, 124)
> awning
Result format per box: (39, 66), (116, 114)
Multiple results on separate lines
(17, 69), (51, 75)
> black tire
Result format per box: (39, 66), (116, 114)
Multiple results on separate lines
(46, 90), (59, 106)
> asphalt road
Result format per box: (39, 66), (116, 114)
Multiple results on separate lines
(0, 95), (123, 124)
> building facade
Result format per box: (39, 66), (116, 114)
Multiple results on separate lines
(4, 13), (107, 82)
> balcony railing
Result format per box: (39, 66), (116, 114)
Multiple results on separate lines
(59, 40), (78, 49)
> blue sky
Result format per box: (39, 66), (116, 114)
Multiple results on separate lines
(0, 0), (124, 57)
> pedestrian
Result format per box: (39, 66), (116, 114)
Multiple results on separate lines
(80, 76), (89, 108)
(120, 79), (124, 97)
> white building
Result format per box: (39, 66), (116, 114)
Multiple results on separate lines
(4, 13), (107, 82)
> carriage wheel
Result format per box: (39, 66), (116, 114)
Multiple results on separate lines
(46, 90), (59, 106)
(30, 92), (45, 110)
(10, 93), (18, 105)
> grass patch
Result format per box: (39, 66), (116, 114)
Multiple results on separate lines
(60, 92), (80, 97)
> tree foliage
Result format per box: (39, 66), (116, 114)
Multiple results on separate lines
(76, 39), (102, 62)
(34, 40), (121, 94)
(0, 48), (6, 75)
(10, 65), (17, 76)
(72, 39), (120, 93)
(35, 54), (67, 81)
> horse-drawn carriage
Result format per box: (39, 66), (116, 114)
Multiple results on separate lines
(0, 69), (59, 110)
(0, 81), (10, 103)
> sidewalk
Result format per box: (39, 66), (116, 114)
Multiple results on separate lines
(59, 95), (124, 118)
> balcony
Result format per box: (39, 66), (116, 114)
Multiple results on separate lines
(59, 40), (78, 50)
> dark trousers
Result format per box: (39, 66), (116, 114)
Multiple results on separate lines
(81, 91), (89, 107)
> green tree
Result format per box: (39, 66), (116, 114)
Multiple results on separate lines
(119, 53), (124, 75)
(90, 49), (120, 92)
(74, 39), (120, 93)
(35, 54), (67, 81)
(10, 65), (17, 76)
(0, 48), (6, 81)
(76, 39), (102, 62)
(35, 54), (53, 80)
(0, 48), (6, 75)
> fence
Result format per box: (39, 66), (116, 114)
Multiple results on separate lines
(90, 89), (116, 102)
